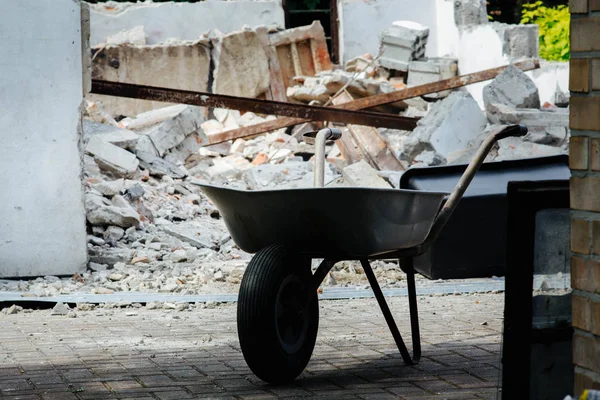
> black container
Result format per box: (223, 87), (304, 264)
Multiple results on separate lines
(399, 155), (570, 279)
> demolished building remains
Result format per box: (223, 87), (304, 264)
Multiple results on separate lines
(0, 0), (570, 296)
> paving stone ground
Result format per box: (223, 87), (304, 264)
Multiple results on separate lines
(0, 293), (503, 399)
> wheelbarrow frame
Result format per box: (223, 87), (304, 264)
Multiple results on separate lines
(198, 124), (528, 382)
(306, 124), (527, 365)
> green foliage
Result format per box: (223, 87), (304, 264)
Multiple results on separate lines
(520, 1), (570, 61)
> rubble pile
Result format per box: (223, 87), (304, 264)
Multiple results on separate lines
(0, 8), (570, 295)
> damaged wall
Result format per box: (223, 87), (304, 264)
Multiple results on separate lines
(90, 0), (285, 47)
(337, 0), (459, 63)
(0, 0), (88, 277)
(89, 40), (211, 117)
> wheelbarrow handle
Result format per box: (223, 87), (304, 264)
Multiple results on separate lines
(424, 124), (527, 247)
(304, 128), (343, 187)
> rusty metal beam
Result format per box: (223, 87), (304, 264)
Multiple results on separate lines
(91, 80), (418, 131)
(207, 59), (540, 145)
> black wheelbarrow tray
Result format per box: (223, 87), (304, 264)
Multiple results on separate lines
(195, 124), (528, 384)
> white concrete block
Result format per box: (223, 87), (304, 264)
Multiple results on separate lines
(407, 57), (458, 98)
(144, 106), (206, 156)
(483, 65), (540, 111)
(86, 136), (139, 178)
(406, 91), (487, 160)
(342, 160), (392, 188)
(0, 0), (88, 277)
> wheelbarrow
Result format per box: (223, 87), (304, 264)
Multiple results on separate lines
(195, 124), (527, 384)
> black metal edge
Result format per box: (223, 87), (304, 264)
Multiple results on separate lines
(399, 155), (569, 189)
(501, 179), (570, 400)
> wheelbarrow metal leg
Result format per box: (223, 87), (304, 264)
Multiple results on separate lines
(402, 258), (421, 363)
(360, 259), (420, 365)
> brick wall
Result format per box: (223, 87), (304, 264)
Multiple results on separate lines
(570, 0), (600, 395)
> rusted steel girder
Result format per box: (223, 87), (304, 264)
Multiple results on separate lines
(91, 80), (419, 131)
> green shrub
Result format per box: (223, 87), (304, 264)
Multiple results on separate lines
(520, 1), (570, 61)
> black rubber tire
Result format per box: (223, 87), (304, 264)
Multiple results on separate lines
(237, 245), (319, 384)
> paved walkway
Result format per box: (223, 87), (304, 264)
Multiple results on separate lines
(0, 293), (503, 400)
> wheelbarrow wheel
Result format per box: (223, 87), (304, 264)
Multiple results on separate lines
(237, 245), (318, 384)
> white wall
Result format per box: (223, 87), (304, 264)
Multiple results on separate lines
(337, 0), (459, 63)
(90, 1), (285, 46)
(0, 0), (88, 277)
(457, 24), (508, 108)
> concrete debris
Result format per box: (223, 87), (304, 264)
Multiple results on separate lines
(403, 91), (488, 162)
(346, 54), (377, 77)
(51, 302), (70, 316)
(119, 105), (190, 131)
(287, 70), (395, 104)
(136, 151), (187, 179)
(83, 122), (140, 150)
(86, 136), (139, 178)
(211, 28), (270, 98)
(104, 25), (147, 46)
(495, 137), (567, 161)
(2, 304), (23, 315)
(85, 193), (141, 228)
(491, 22), (539, 60)
(141, 106), (206, 157)
(454, 0), (489, 27)
(483, 65), (541, 111)
(342, 160), (392, 188)
(0, 16), (571, 299)
(407, 58), (458, 99)
(379, 21), (429, 72)
(413, 151), (447, 167)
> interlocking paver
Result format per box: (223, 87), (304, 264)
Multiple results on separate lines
(0, 293), (504, 399)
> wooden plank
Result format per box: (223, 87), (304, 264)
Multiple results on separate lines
(332, 90), (404, 171)
(206, 59), (540, 145)
(334, 126), (362, 165)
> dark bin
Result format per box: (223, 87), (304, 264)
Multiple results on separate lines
(399, 155), (570, 279)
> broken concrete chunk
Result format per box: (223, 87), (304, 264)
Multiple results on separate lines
(244, 162), (338, 190)
(104, 226), (125, 243)
(104, 25), (147, 46)
(85, 193), (140, 228)
(85, 136), (139, 178)
(495, 137), (566, 161)
(379, 21), (429, 72)
(87, 204), (141, 228)
(212, 29), (270, 98)
(491, 22), (539, 60)
(83, 120), (140, 150)
(143, 105), (206, 157)
(136, 151), (187, 179)
(92, 179), (125, 197)
(486, 103), (569, 127)
(454, 0), (488, 26)
(407, 58), (458, 99)
(230, 139), (247, 154)
(413, 150), (447, 167)
(405, 91), (487, 162)
(85, 100), (118, 127)
(51, 302), (70, 316)
(164, 132), (207, 165)
(483, 65), (540, 111)
(342, 160), (392, 188)
(119, 105), (189, 131)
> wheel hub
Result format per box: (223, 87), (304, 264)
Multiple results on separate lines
(275, 275), (310, 354)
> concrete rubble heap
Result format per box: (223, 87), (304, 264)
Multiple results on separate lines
(0, 13), (570, 294)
